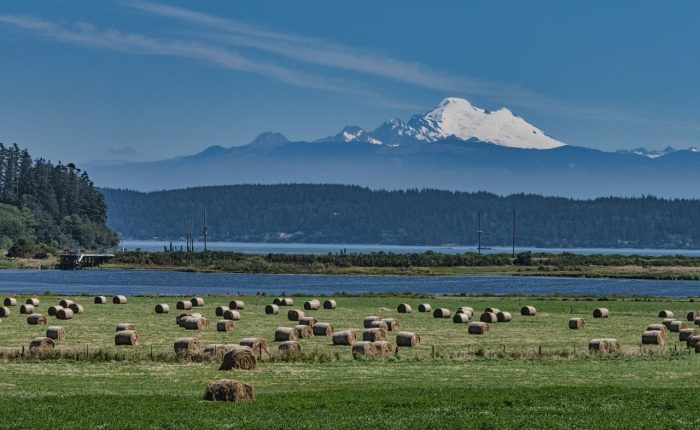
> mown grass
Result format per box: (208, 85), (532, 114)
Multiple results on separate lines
(2, 294), (700, 428)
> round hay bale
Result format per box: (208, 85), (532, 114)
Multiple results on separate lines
(593, 308), (609, 318)
(433, 308), (451, 319)
(323, 299), (337, 309)
(26, 313), (46, 325)
(278, 340), (302, 355)
(332, 330), (357, 346)
(382, 318), (400, 331)
(352, 341), (378, 358)
(58, 299), (74, 308)
(68, 303), (84, 314)
(496, 311), (512, 322)
(484, 307), (500, 314)
(155, 303), (170, 314)
(662, 318), (675, 329)
(191, 297), (205, 307)
(174, 337), (200, 354)
(274, 327), (299, 342)
(219, 345), (257, 371)
(294, 324), (314, 338)
(47, 305), (63, 317)
(479, 312), (498, 323)
(287, 309), (304, 321)
(363, 316), (382, 328)
(687, 311), (700, 322)
(521, 305), (537, 316)
(176, 313), (191, 325)
(363, 328), (387, 342)
(94, 296), (107, 304)
(115, 330), (139, 346)
(468, 322), (489, 335)
(374, 341), (395, 357)
(687, 335), (700, 349)
(589, 339), (607, 353)
(20, 304), (34, 314)
(215, 305), (227, 317)
(265, 304), (279, 315)
(397, 303), (412, 314)
(669, 320), (688, 332)
(569, 318), (585, 329)
(180, 316), (207, 330)
(303, 299), (321, 311)
(26, 298), (40, 307)
(203, 344), (226, 359)
(217, 320), (234, 332)
(222, 310), (241, 321)
(298, 316), (318, 327)
(453, 313), (470, 324)
(369, 320), (388, 330)
(313, 322), (334, 336)
(396, 331), (421, 346)
(658, 310), (674, 318)
(418, 303), (432, 313)
(456, 306), (474, 315)
(642, 330), (665, 345)
(46, 326), (66, 340)
(29, 337), (54, 353)
(112, 295), (127, 304)
(274, 297), (293, 306)
(589, 338), (619, 353)
(0, 306), (10, 318)
(694, 343), (700, 353)
(695, 317), (700, 327)
(176, 300), (193, 310)
(238, 338), (269, 358)
(679, 328), (698, 342)
(116, 323), (135, 332)
(203, 379), (255, 403)
(56, 308), (73, 320)
(228, 300), (245, 310)
(3, 297), (17, 306)
(646, 324), (668, 335)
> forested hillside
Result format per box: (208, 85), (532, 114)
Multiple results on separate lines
(0, 144), (117, 256)
(102, 184), (700, 249)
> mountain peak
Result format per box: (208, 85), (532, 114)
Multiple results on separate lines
(407, 97), (564, 149)
(248, 132), (289, 147)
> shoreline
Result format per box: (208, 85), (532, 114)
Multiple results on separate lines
(5, 250), (700, 281)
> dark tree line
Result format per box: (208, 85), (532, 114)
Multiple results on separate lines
(0, 143), (118, 255)
(102, 184), (700, 249)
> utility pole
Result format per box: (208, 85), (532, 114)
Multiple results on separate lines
(512, 208), (516, 257)
(203, 203), (208, 252)
(477, 211), (482, 255)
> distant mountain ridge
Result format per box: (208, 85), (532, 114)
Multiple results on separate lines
(84, 97), (700, 198)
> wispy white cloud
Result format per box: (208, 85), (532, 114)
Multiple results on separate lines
(127, 1), (700, 133)
(0, 14), (420, 110)
(2, 5), (699, 134)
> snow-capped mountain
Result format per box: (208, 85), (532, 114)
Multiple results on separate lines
(320, 97), (565, 150)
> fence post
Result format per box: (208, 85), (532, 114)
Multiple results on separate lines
(538, 345), (542, 356)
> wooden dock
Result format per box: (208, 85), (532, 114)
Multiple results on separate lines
(58, 252), (115, 270)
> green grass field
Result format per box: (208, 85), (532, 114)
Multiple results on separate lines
(2, 294), (700, 429)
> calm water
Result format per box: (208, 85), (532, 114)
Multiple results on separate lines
(0, 269), (699, 298)
(120, 240), (700, 257)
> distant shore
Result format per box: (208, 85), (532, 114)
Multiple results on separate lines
(99, 250), (700, 281)
(5, 250), (700, 281)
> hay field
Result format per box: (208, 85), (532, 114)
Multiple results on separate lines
(2, 294), (700, 428)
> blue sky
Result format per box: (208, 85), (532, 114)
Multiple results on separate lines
(1, 1), (699, 163)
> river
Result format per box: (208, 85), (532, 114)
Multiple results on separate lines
(1, 269), (699, 298)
